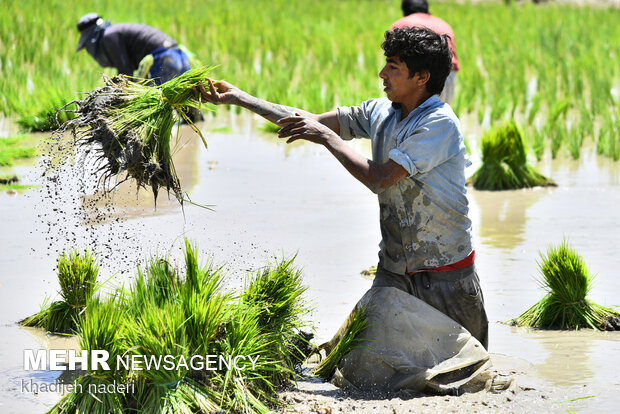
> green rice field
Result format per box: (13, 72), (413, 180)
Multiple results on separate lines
(2, 0), (620, 160)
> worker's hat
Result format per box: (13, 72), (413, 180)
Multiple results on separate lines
(76, 13), (103, 52)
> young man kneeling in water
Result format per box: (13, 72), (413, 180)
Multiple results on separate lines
(196, 26), (488, 349)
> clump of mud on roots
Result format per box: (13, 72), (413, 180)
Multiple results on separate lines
(56, 68), (213, 204)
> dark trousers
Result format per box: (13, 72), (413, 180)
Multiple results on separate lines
(372, 262), (489, 349)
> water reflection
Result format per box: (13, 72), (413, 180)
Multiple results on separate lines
(595, 152), (620, 186)
(517, 328), (612, 387)
(469, 187), (546, 250)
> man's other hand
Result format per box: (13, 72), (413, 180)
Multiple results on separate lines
(277, 115), (338, 145)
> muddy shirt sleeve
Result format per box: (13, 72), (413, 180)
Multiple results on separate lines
(389, 111), (463, 176)
(336, 99), (379, 141)
(103, 31), (133, 76)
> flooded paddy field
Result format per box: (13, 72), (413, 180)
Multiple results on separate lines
(0, 112), (619, 413)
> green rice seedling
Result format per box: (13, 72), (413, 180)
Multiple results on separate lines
(241, 257), (314, 378)
(214, 304), (281, 412)
(546, 99), (571, 159)
(125, 258), (181, 312)
(59, 67), (215, 203)
(49, 297), (128, 414)
(179, 240), (229, 356)
(567, 125), (583, 160)
(490, 95), (509, 123)
(527, 95), (541, 126)
(579, 106), (594, 139)
(315, 306), (368, 381)
(530, 127), (546, 161)
(20, 250), (100, 334)
(596, 114), (620, 161)
(124, 302), (219, 414)
(468, 120), (555, 190)
(16, 92), (77, 132)
(549, 123), (566, 159)
(512, 240), (620, 330)
(0, 135), (36, 166)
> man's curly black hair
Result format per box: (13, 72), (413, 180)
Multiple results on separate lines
(381, 27), (452, 96)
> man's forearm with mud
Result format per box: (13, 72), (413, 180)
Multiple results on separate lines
(236, 93), (311, 125)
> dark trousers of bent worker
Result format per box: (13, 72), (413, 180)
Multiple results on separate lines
(372, 261), (489, 349)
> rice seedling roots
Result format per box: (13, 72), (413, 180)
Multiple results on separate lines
(58, 76), (179, 201)
(600, 314), (620, 331)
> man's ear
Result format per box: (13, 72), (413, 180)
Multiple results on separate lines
(416, 70), (431, 86)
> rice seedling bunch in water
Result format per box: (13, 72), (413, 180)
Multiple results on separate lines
(315, 306), (368, 380)
(107, 243), (227, 413)
(214, 304), (281, 412)
(241, 257), (314, 379)
(60, 66), (214, 203)
(20, 250), (100, 334)
(49, 297), (127, 414)
(513, 240), (620, 330)
(36, 240), (316, 413)
(179, 240), (229, 356)
(124, 301), (219, 414)
(124, 258), (181, 312)
(468, 120), (556, 190)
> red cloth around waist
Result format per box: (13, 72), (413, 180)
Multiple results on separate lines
(408, 250), (475, 275)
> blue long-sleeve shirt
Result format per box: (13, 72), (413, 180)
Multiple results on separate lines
(337, 96), (473, 274)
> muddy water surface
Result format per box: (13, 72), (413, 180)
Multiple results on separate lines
(1, 112), (619, 413)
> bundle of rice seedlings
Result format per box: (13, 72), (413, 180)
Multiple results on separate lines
(241, 257), (315, 378)
(179, 241), (229, 356)
(49, 298), (127, 414)
(33, 240), (316, 413)
(125, 302), (219, 413)
(468, 120), (556, 190)
(512, 240), (620, 330)
(20, 249), (99, 334)
(214, 305), (281, 412)
(59, 66), (215, 203)
(314, 306), (368, 380)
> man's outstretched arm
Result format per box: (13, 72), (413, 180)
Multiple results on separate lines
(195, 79), (339, 134)
(196, 79), (401, 193)
(277, 116), (407, 194)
